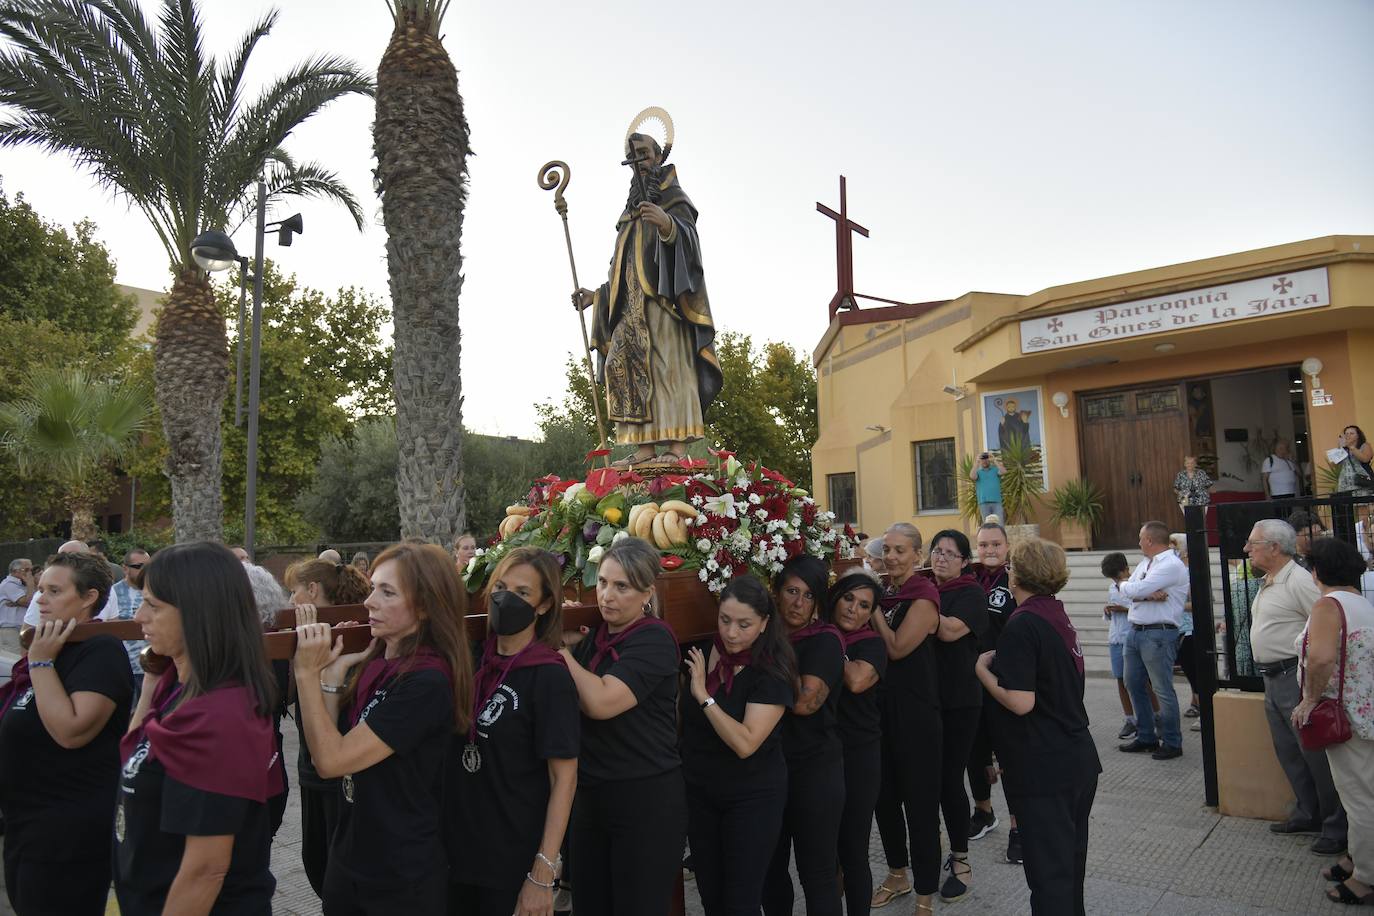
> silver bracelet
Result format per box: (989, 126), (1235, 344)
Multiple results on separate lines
(320, 681), (343, 694)
(525, 871), (556, 890)
(536, 851), (562, 875)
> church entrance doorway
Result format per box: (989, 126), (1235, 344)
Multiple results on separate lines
(1078, 366), (1312, 547)
(1078, 383), (1188, 547)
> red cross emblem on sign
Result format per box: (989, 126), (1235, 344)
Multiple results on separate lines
(1273, 276), (1293, 293)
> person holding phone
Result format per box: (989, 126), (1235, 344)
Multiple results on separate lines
(970, 453), (1005, 524)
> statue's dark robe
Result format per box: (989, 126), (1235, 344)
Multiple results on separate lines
(589, 165), (721, 444)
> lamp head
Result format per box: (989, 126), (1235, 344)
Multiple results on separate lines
(275, 213), (303, 247)
(1301, 357), (1323, 378)
(190, 230), (239, 272)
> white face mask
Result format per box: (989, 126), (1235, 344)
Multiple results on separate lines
(864, 559), (882, 575)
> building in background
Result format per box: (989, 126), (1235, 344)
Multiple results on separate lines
(812, 235), (1374, 546)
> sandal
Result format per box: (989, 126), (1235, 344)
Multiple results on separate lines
(916, 904), (935, 914)
(1327, 860), (1356, 882)
(941, 852), (971, 901)
(870, 874), (911, 908)
(1328, 881), (1374, 905)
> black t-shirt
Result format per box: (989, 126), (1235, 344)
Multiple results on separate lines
(0, 635), (132, 860)
(571, 622), (680, 786)
(333, 668), (455, 888)
(680, 663), (793, 787)
(837, 635), (888, 748)
(114, 744), (275, 914)
(936, 585), (990, 710)
(880, 598), (939, 705)
(446, 662), (579, 890)
(985, 612), (1102, 797)
(780, 631), (844, 764)
(982, 568), (1017, 650)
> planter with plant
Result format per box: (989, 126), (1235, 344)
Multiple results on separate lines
(1047, 478), (1105, 550)
(997, 433), (1044, 539)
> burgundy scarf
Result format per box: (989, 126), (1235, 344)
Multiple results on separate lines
(471, 637), (565, 741)
(936, 572), (979, 594)
(587, 616), (677, 671)
(350, 647), (453, 728)
(788, 619), (843, 650)
(879, 573), (939, 612)
(706, 633), (752, 696)
(121, 669), (284, 802)
(973, 563), (1007, 594)
(0, 658), (33, 724)
(1012, 595), (1084, 676)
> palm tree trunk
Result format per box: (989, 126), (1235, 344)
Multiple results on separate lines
(69, 499), (97, 542)
(154, 269), (228, 542)
(374, 6), (469, 544)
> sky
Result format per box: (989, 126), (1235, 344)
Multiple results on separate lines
(2, 0), (1372, 438)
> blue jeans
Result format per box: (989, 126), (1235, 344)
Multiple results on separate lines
(1124, 627), (1182, 750)
(977, 501), (1005, 524)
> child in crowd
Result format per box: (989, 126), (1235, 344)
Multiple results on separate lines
(1101, 552), (1156, 739)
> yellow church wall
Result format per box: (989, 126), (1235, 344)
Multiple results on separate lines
(813, 237), (1374, 537)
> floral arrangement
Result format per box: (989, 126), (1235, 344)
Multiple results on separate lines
(463, 449), (858, 595)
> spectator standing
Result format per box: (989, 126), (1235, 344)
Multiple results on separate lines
(454, 533), (478, 576)
(976, 537), (1100, 916)
(1173, 456), (1214, 515)
(24, 541), (120, 627)
(1116, 522), (1190, 760)
(1263, 441), (1302, 499)
(0, 559), (35, 656)
(970, 453), (1005, 524)
(1101, 552), (1152, 740)
(1292, 537), (1374, 905)
(1245, 519), (1347, 855)
(1288, 509), (1327, 571)
(351, 552), (370, 575)
(113, 550), (150, 694)
(1333, 426), (1374, 497)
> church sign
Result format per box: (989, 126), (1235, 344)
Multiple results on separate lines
(1019, 267), (1330, 354)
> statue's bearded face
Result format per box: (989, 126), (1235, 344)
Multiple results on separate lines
(626, 135), (662, 176)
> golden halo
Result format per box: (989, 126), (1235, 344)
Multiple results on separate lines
(624, 106), (674, 162)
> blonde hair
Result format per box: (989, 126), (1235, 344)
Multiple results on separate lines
(1009, 537), (1069, 596)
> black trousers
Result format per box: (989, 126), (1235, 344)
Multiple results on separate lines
(447, 881), (520, 916)
(1007, 776), (1097, 916)
(4, 839), (109, 916)
(939, 705), (981, 855)
(321, 862), (446, 916)
(872, 695), (942, 895)
(762, 751), (844, 916)
(301, 782), (342, 898)
(966, 713), (995, 805)
(687, 769), (787, 916)
(838, 740), (882, 916)
(1178, 634), (1199, 697)
(570, 769), (687, 916)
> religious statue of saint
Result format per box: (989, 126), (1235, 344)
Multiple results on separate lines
(575, 115), (721, 467)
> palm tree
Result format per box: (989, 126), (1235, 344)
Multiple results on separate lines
(0, 0), (372, 542)
(0, 368), (151, 540)
(375, 0), (469, 544)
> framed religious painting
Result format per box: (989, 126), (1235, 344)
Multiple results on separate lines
(979, 386), (1047, 490)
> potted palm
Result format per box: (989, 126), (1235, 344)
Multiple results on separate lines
(998, 433), (1045, 541)
(956, 454), (984, 526)
(1047, 478), (1105, 551)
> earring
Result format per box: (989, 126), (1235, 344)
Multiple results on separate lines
(642, 602), (652, 613)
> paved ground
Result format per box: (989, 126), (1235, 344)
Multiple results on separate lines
(0, 675), (1343, 915)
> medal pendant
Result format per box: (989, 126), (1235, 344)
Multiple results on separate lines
(461, 742), (481, 773)
(114, 801), (126, 843)
(342, 773), (355, 803)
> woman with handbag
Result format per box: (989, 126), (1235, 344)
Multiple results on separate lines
(1333, 426), (1374, 497)
(1292, 537), (1374, 906)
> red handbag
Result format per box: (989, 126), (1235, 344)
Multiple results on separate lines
(1298, 601), (1352, 752)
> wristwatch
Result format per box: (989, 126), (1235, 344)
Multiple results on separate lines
(700, 696), (716, 710)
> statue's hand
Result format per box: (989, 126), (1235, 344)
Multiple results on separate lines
(572, 288), (594, 311)
(636, 202), (672, 234)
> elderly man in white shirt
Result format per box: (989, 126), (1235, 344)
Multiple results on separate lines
(1117, 520), (1191, 760)
(1246, 518), (1348, 855)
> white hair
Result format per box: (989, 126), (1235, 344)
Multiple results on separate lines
(243, 563), (289, 627)
(885, 522), (923, 550)
(1251, 519), (1297, 557)
(7, 558), (30, 575)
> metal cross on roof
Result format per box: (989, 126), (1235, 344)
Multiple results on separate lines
(816, 175), (870, 320)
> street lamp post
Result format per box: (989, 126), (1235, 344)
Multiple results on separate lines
(191, 179), (302, 559)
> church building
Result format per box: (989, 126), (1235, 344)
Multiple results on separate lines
(811, 234), (1374, 547)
